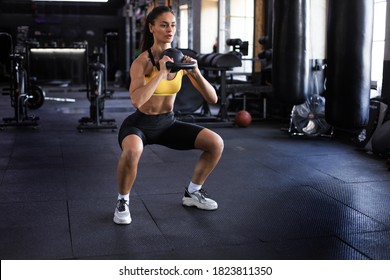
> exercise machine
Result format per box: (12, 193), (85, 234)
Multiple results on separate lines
(174, 48), (243, 127)
(77, 58), (117, 132)
(77, 35), (118, 132)
(1, 33), (45, 129)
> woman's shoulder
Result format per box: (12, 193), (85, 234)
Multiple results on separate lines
(134, 51), (150, 65)
(131, 51), (152, 72)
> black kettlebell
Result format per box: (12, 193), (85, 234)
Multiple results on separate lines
(158, 48), (196, 73)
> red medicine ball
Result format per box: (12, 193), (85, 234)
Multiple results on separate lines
(235, 110), (252, 128)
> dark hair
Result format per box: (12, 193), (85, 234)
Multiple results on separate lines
(140, 6), (174, 52)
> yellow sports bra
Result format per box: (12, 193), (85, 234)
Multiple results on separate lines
(145, 48), (183, 96)
(145, 67), (184, 96)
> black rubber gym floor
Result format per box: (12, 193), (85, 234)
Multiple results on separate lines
(1, 86), (389, 260)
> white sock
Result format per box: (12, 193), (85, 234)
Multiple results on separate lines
(188, 182), (202, 193)
(118, 193), (130, 201)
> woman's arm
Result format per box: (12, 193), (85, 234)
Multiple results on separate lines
(184, 56), (218, 104)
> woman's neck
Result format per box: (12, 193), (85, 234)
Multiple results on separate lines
(150, 44), (172, 56)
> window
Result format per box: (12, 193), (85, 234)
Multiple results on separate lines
(200, 0), (218, 53)
(179, 4), (189, 49)
(227, 0), (254, 73)
(217, 0), (254, 73)
(372, 0), (387, 95)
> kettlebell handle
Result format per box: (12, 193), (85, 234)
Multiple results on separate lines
(165, 61), (196, 71)
(159, 48), (196, 72)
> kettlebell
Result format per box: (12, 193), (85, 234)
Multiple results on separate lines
(158, 48), (196, 72)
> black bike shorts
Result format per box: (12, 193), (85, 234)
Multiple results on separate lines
(118, 110), (204, 150)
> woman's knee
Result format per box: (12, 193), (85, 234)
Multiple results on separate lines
(120, 135), (144, 164)
(196, 129), (224, 155)
(210, 132), (224, 153)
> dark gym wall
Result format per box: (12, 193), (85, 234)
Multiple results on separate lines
(0, 7), (126, 84)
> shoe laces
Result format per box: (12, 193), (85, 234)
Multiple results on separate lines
(197, 189), (209, 198)
(117, 198), (128, 212)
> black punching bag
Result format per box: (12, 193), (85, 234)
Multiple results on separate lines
(326, 0), (374, 129)
(273, 0), (310, 105)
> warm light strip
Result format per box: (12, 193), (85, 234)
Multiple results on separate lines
(32, 0), (108, 2)
(30, 48), (86, 54)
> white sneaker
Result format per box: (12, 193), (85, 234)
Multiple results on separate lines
(113, 198), (132, 224)
(182, 188), (218, 210)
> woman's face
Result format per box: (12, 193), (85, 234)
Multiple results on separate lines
(150, 12), (176, 44)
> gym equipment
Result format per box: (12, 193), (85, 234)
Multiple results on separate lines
(226, 38), (249, 56)
(158, 48), (196, 72)
(77, 42), (117, 132)
(372, 120), (390, 155)
(175, 43), (274, 126)
(198, 52), (242, 69)
(371, 115), (390, 171)
(1, 33), (44, 129)
(103, 32), (118, 98)
(258, 36), (273, 85)
(174, 75), (205, 117)
(235, 110), (252, 128)
(172, 49), (208, 118)
(226, 83), (273, 120)
(273, 0), (310, 105)
(326, 0), (374, 129)
(283, 55), (332, 137)
(290, 95), (331, 136)
(223, 37), (273, 121)
(178, 48), (198, 59)
(356, 100), (388, 150)
(25, 85), (45, 110)
(173, 49), (244, 127)
(24, 41), (46, 110)
(211, 52), (242, 68)
(175, 41), (271, 127)
(294, 67), (329, 136)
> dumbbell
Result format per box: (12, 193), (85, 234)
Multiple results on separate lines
(226, 38), (243, 46)
(158, 48), (196, 73)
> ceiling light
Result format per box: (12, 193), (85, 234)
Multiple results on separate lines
(30, 48), (86, 54)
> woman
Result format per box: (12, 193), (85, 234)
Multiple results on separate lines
(114, 6), (224, 225)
